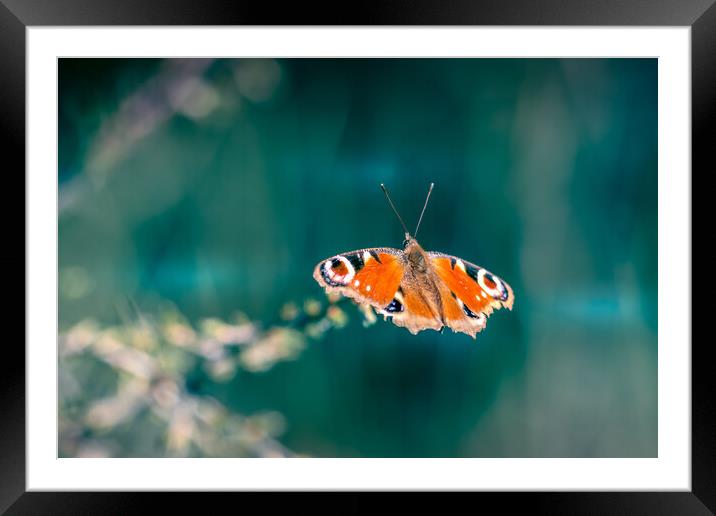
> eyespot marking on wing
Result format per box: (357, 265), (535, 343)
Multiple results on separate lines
(380, 296), (404, 315)
(477, 269), (508, 301)
(321, 256), (356, 286)
(382, 287), (406, 313)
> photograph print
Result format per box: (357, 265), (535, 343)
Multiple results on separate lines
(58, 57), (657, 458)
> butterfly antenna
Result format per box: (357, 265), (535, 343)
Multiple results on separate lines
(413, 182), (434, 237)
(380, 183), (410, 236)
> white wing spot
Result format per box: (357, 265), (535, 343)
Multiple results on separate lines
(481, 291), (488, 298)
(455, 259), (466, 272)
(363, 251), (372, 263)
(354, 280), (360, 287)
(366, 285), (371, 292)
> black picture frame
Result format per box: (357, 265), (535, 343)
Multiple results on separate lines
(4, 1), (710, 513)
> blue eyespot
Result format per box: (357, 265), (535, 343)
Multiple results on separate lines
(385, 298), (404, 313)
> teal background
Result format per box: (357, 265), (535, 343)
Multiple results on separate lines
(59, 58), (657, 457)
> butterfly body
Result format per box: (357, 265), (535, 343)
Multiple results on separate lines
(313, 235), (514, 338)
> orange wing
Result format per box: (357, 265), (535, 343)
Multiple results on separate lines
(313, 248), (405, 310)
(429, 252), (514, 338)
(378, 284), (444, 335)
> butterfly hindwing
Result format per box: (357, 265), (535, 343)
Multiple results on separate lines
(437, 281), (488, 338)
(377, 284), (443, 335)
(313, 248), (405, 310)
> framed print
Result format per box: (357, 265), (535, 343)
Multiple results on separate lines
(4, 0), (711, 513)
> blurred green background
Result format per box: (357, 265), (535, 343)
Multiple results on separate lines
(58, 58), (657, 458)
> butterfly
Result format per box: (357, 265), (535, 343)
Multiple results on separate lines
(313, 183), (514, 338)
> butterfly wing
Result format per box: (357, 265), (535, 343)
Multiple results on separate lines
(313, 248), (405, 310)
(314, 248), (452, 335)
(429, 252), (514, 338)
(377, 284), (444, 335)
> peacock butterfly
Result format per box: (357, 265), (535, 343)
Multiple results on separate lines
(313, 183), (514, 338)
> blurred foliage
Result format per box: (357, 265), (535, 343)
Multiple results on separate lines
(59, 293), (355, 457)
(59, 58), (657, 457)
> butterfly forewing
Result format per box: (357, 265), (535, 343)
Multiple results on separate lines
(313, 248), (404, 310)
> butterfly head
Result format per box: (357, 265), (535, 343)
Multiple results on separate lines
(403, 235), (428, 271)
(402, 232), (412, 249)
